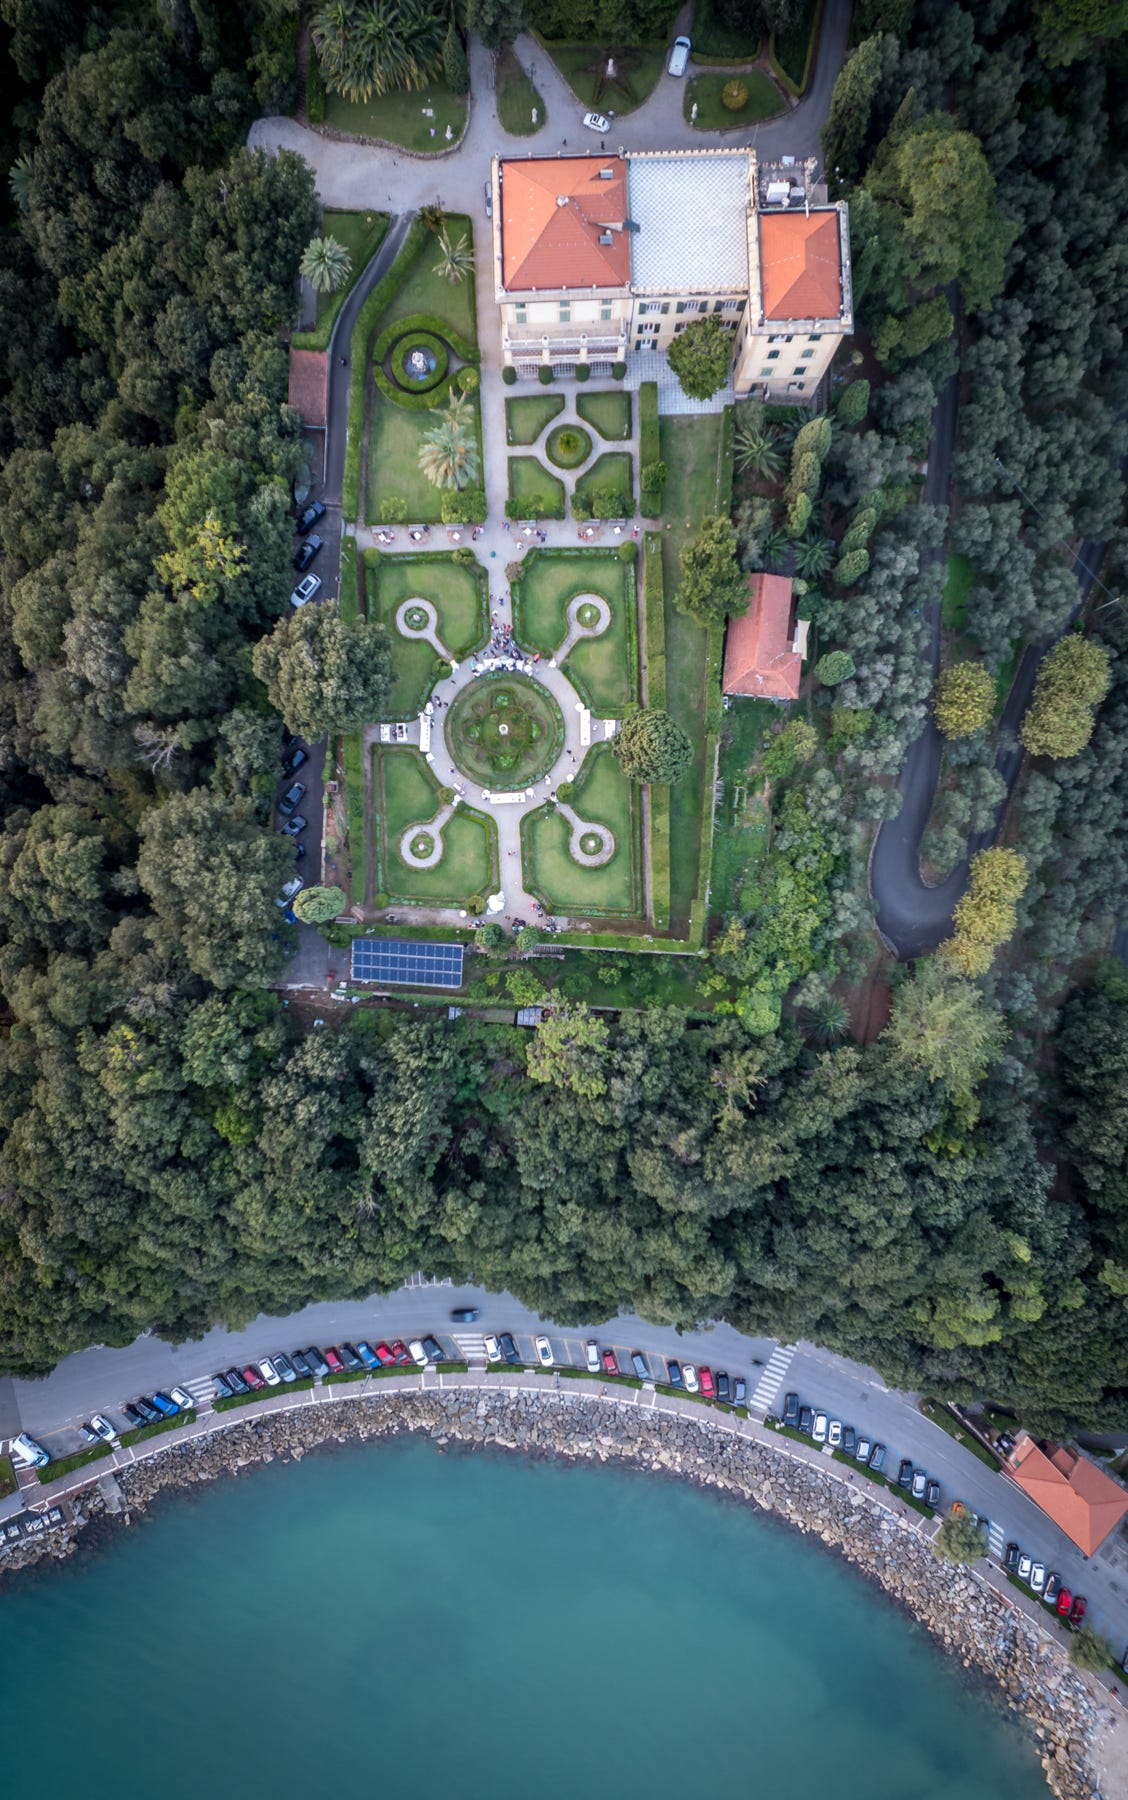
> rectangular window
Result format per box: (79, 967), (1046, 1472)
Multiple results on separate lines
(674, 322), (686, 333)
(640, 322), (660, 334)
(640, 301), (664, 316)
(767, 349), (781, 360)
(808, 333), (822, 342)
(760, 366), (774, 377)
(768, 334), (787, 343)
(799, 349), (814, 360)
(515, 305), (527, 325)
(558, 303), (570, 323)
(600, 300), (613, 320)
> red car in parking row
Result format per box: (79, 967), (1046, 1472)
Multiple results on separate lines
(699, 1366), (715, 1398)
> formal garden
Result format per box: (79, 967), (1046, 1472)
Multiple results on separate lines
(364, 549), (488, 716)
(372, 748), (498, 906)
(445, 674), (565, 789)
(514, 548), (639, 716)
(522, 745), (642, 919)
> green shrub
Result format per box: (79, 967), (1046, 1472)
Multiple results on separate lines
(306, 56), (326, 124)
(575, 363), (591, 380)
(556, 780), (574, 802)
(612, 361), (627, 379)
(618, 540), (637, 562)
(571, 490), (593, 521)
(836, 378), (870, 428)
(376, 493), (407, 523)
(503, 366), (517, 385)
(722, 79), (748, 108)
(457, 366), (479, 391)
(437, 786), (455, 804)
(815, 650), (856, 686)
(642, 459), (667, 491)
(432, 656), (453, 677)
(834, 548), (870, 587)
(538, 365), (554, 385)
(451, 546), (477, 565)
(441, 487), (486, 523)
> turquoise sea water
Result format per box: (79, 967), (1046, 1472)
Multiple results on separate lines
(0, 1436), (1047, 1800)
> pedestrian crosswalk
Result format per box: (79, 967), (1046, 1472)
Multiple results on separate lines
(450, 1332), (488, 1365)
(987, 1518), (1005, 1560)
(751, 1345), (795, 1417)
(182, 1375), (216, 1412)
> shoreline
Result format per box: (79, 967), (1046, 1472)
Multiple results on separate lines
(3, 1386), (1115, 1798)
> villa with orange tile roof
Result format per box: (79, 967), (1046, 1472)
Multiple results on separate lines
(1003, 1431), (1128, 1557)
(722, 572), (807, 703)
(490, 148), (851, 399)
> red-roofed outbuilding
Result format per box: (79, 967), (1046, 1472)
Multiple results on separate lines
(723, 572), (805, 702)
(1004, 1432), (1128, 1557)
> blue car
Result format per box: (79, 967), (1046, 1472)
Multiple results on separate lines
(666, 1359), (683, 1388)
(151, 1392), (179, 1417)
(355, 1341), (380, 1370)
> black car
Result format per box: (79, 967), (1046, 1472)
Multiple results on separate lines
(897, 1458), (914, 1489)
(134, 1397), (162, 1424)
(868, 1442), (886, 1473)
(340, 1343), (364, 1372)
(273, 1353), (297, 1382)
(123, 1403), (148, 1428)
(226, 1368), (249, 1394)
(293, 533), (323, 574)
(715, 1370), (730, 1403)
(422, 1335), (445, 1363)
(305, 1347), (329, 1377)
(213, 1371), (234, 1399)
(450, 1307), (480, 1322)
(666, 1359), (683, 1388)
(798, 1405), (814, 1434)
(79, 1422), (100, 1445)
(842, 1425), (856, 1457)
(733, 1376), (746, 1406)
(278, 781), (305, 818)
(1004, 1541), (1020, 1572)
(925, 1478), (941, 1509)
(289, 1349), (311, 1378)
(296, 501), (325, 535)
(499, 1332), (520, 1363)
(782, 1392), (800, 1427)
(286, 746), (309, 775)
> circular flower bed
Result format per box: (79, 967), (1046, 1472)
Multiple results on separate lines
(403, 604), (429, 631)
(410, 831), (435, 858)
(546, 424), (592, 469)
(576, 601), (601, 628)
(446, 674), (564, 791)
(387, 330), (449, 394)
(579, 831), (603, 855)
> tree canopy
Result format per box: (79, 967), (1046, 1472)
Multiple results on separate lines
(613, 709), (694, 785)
(675, 515), (746, 626)
(666, 315), (735, 401)
(253, 607), (394, 738)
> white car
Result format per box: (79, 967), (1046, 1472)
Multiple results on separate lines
(683, 1363), (699, 1393)
(827, 1419), (843, 1449)
(667, 34), (691, 76)
(813, 1411), (828, 1443)
(408, 1339), (428, 1368)
(535, 1335), (553, 1368)
(582, 110), (610, 134)
(1030, 1561), (1046, 1593)
(90, 1414), (118, 1444)
(855, 1436), (872, 1464)
(275, 875), (303, 911)
(169, 1387), (193, 1412)
(258, 1360), (281, 1387)
(290, 573), (321, 609)
(484, 1334), (502, 1363)
(584, 1339), (600, 1372)
(1018, 1553), (1032, 1582)
(11, 1433), (49, 1469)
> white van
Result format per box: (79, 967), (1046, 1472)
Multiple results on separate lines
(668, 35), (691, 76)
(11, 1433), (50, 1469)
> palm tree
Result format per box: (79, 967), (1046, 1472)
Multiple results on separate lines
(420, 203), (445, 235)
(311, 0), (444, 105)
(794, 533), (834, 580)
(432, 226), (474, 286)
(8, 152), (33, 214)
(760, 528), (790, 570)
(803, 993), (851, 1046)
(299, 235), (353, 295)
(734, 421), (784, 481)
(418, 395), (480, 490)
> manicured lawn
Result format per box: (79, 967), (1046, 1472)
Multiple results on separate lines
(496, 44), (545, 136)
(523, 748), (639, 916)
(577, 389), (632, 441)
(546, 424), (592, 469)
(574, 451), (634, 514)
(518, 549), (638, 713)
(685, 71), (783, 130)
(0, 1454), (15, 1499)
(506, 393), (564, 445)
(378, 213), (478, 341)
(659, 414), (724, 931)
(366, 549), (486, 716)
(325, 80), (467, 154)
(293, 210), (389, 352)
(543, 41), (665, 116)
(377, 749), (496, 903)
(942, 552), (974, 631)
(712, 698), (775, 914)
(508, 455), (567, 519)
(37, 1442), (113, 1482)
(366, 395), (446, 524)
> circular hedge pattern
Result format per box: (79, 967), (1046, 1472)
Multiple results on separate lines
(387, 330), (449, 394)
(546, 424), (592, 469)
(403, 604), (429, 630)
(577, 601), (600, 628)
(410, 831), (435, 858)
(579, 831), (603, 855)
(446, 674), (564, 791)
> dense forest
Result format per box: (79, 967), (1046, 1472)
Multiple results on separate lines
(0, 0), (1124, 1438)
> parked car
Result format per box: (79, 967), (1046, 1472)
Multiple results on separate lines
(798, 1405), (814, 1434)
(273, 1353), (297, 1382)
(813, 1411), (829, 1444)
(373, 1342), (396, 1366)
(601, 1347), (619, 1375)
(855, 1435), (872, 1465)
(842, 1425), (856, 1457)
(898, 1458), (914, 1489)
(535, 1336), (554, 1368)
(275, 875), (303, 912)
(715, 1370), (729, 1403)
(911, 1469), (927, 1500)
(340, 1344), (364, 1372)
(1004, 1541), (1021, 1573)
(483, 180), (492, 219)
(733, 1376), (747, 1407)
(151, 1392), (179, 1417)
(422, 1336), (445, 1364)
(582, 110), (611, 133)
(925, 1478), (941, 1509)
(1018, 1553), (1032, 1582)
(90, 1414), (118, 1443)
(290, 573), (321, 609)
(296, 501), (325, 534)
(293, 533), (323, 573)
(322, 1347), (344, 1374)
(666, 1359), (683, 1388)
(285, 746), (308, 775)
(827, 1419), (843, 1449)
(135, 1397), (163, 1423)
(123, 1403), (148, 1429)
(408, 1339), (428, 1368)
(225, 1368), (249, 1394)
(289, 1350), (311, 1378)
(78, 1422), (101, 1445)
(1044, 1572), (1061, 1605)
(782, 1392), (800, 1427)
(1070, 1595), (1087, 1626)
(868, 1442), (886, 1473)
(305, 1348), (329, 1377)
(240, 1367), (264, 1392)
(11, 1432), (50, 1468)
(278, 781), (306, 818)
(355, 1342), (379, 1370)
(280, 815), (307, 837)
(1030, 1562), (1046, 1593)
(258, 1359), (281, 1387)
(683, 1364), (699, 1394)
(584, 1340), (600, 1372)
(1056, 1586), (1073, 1615)
(667, 33), (691, 75)
(389, 1341), (412, 1366)
(451, 1307), (480, 1322)
(499, 1332), (520, 1364)
(700, 1366), (715, 1398)
(631, 1350), (650, 1381)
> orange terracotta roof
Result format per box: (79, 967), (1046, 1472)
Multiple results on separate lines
(287, 349), (328, 428)
(722, 571), (800, 701)
(758, 210), (842, 321)
(1005, 1433), (1128, 1557)
(500, 156), (631, 291)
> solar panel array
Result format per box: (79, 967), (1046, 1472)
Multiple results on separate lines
(351, 937), (464, 989)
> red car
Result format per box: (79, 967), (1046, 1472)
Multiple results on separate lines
(374, 1341), (396, 1366)
(601, 1348), (618, 1375)
(324, 1346), (344, 1373)
(390, 1340), (412, 1365)
(242, 1366), (264, 1390)
(699, 1366), (715, 1397)
(1070, 1595), (1087, 1626)
(1056, 1588), (1073, 1616)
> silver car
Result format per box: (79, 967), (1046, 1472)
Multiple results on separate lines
(812, 1411), (828, 1443)
(667, 34), (691, 76)
(827, 1419), (843, 1449)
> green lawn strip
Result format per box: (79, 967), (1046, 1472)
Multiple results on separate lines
(432, 1361), (470, 1374)
(325, 1368), (368, 1385)
(0, 1455), (16, 1498)
(690, 0), (764, 58)
(684, 70), (783, 130)
(919, 1397), (1000, 1469)
(654, 1384), (747, 1416)
(214, 1380), (314, 1412)
(293, 209), (389, 351)
(522, 746), (640, 917)
(376, 747), (496, 906)
(496, 43), (545, 135)
(341, 731), (367, 906)
(577, 388), (632, 441)
(639, 382), (662, 515)
(324, 80), (467, 154)
(557, 1367), (643, 1388)
(366, 394), (450, 524)
(339, 535), (358, 625)
(119, 1410), (196, 1448)
(770, 0), (822, 93)
(515, 547), (637, 712)
(342, 216), (429, 517)
(367, 547), (487, 663)
(574, 451), (634, 517)
(645, 537), (671, 929)
(37, 1442), (113, 1482)
(941, 552), (974, 632)
(538, 38), (664, 114)
(711, 698), (774, 914)
(506, 393), (565, 445)
(508, 455), (566, 519)
(831, 1446), (890, 1491)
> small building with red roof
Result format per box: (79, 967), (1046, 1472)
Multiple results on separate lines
(722, 572), (806, 703)
(1003, 1431), (1128, 1557)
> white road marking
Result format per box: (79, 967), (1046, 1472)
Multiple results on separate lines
(751, 1345), (794, 1416)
